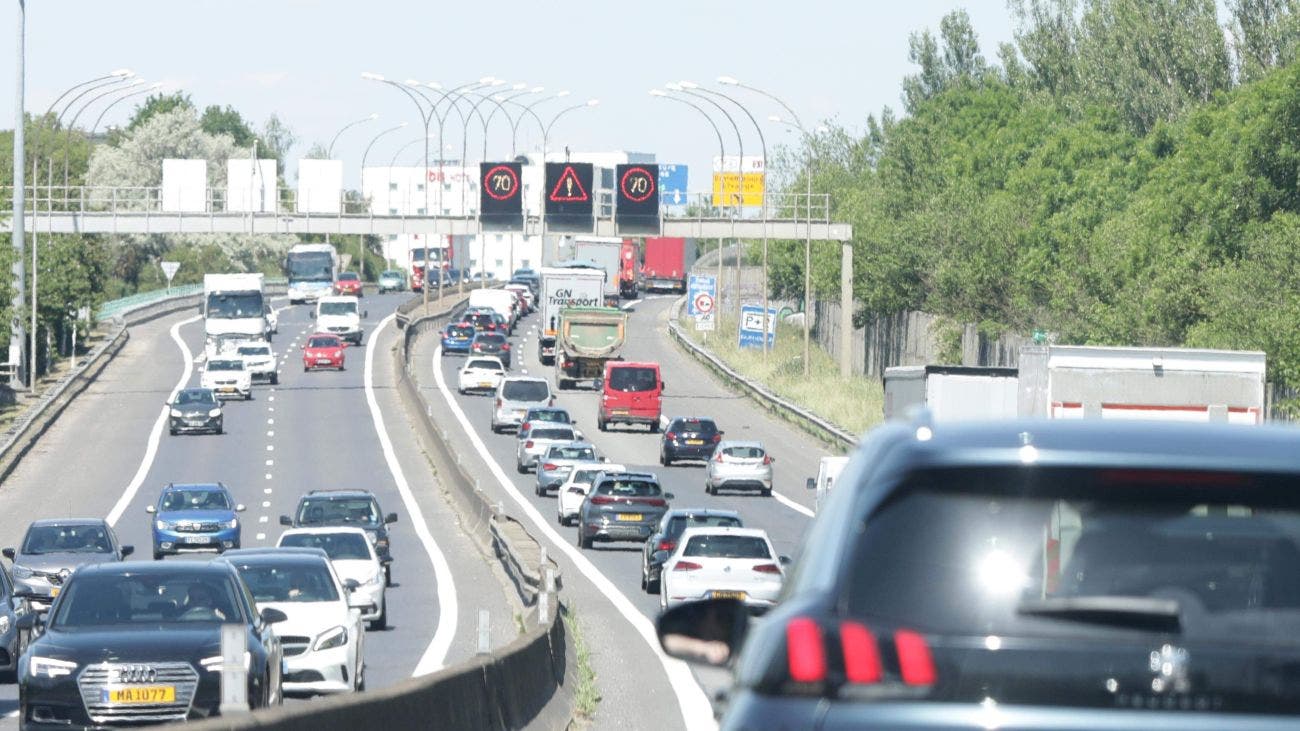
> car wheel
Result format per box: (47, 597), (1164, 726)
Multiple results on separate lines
(517, 461), (527, 474)
(660, 450), (670, 466)
(577, 530), (592, 550)
(646, 575), (660, 595)
(271, 373), (279, 385)
(355, 664), (366, 692)
(597, 416), (607, 432)
(762, 487), (773, 497)
(369, 604), (388, 631)
(705, 481), (715, 495)
(153, 550), (164, 560)
(649, 420), (660, 434)
(169, 428), (178, 436)
(303, 364), (309, 372)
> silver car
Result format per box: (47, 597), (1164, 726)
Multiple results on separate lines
(2, 519), (133, 613)
(534, 442), (600, 495)
(490, 376), (553, 433)
(515, 424), (580, 474)
(705, 440), (775, 496)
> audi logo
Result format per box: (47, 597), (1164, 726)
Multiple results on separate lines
(111, 665), (158, 684)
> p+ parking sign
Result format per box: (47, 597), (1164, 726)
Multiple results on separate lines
(738, 304), (777, 349)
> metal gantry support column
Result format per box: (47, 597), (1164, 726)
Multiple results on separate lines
(11, 0), (27, 388)
(839, 240), (853, 379)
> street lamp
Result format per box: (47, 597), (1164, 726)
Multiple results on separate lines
(539, 99), (598, 265)
(361, 121), (407, 269)
(512, 90), (569, 158)
(90, 82), (163, 138)
(328, 112), (378, 159)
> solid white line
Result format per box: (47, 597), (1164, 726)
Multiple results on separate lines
(367, 314), (459, 676)
(772, 491), (815, 518)
(107, 315), (202, 527)
(431, 347), (716, 730)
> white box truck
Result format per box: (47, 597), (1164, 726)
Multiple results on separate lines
(883, 365), (1020, 422)
(537, 265), (606, 365)
(572, 237), (623, 306)
(203, 273), (266, 340)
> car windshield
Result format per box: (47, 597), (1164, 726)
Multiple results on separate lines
(21, 524), (111, 555)
(722, 445), (765, 459)
(233, 562), (339, 603)
(466, 359), (502, 371)
(279, 532), (371, 561)
(594, 478), (660, 497)
(207, 360), (243, 372)
(532, 428), (575, 441)
(52, 573), (243, 626)
(296, 498), (380, 526)
(237, 345), (270, 356)
(503, 381), (549, 401)
(682, 534), (771, 559)
(548, 445), (595, 461)
(206, 292), (263, 320)
(320, 301), (357, 316)
(608, 366), (657, 392)
(381, 271), (402, 280)
(338, 272), (359, 282)
(308, 336), (340, 348)
(845, 467), (1300, 645)
(175, 390), (217, 406)
(667, 514), (742, 539)
(161, 489), (230, 512)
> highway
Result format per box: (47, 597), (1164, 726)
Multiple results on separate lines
(416, 292), (830, 729)
(0, 294), (518, 728)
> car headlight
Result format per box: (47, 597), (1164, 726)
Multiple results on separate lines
(170, 408), (183, 417)
(209, 408), (222, 417)
(200, 651), (250, 673)
(29, 656), (78, 678)
(223, 518), (238, 530)
(0, 615), (9, 634)
(314, 625), (348, 651)
(155, 519), (168, 531)
(12, 565), (32, 579)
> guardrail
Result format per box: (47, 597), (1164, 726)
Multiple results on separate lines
(667, 295), (858, 450)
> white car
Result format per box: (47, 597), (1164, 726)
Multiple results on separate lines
(658, 527), (787, 613)
(457, 356), (507, 395)
(503, 283), (534, 311)
(277, 527), (387, 630)
(223, 548), (367, 694)
(237, 341), (278, 385)
(316, 295), (364, 345)
(201, 357), (252, 400)
(557, 463), (624, 526)
(264, 303), (279, 338)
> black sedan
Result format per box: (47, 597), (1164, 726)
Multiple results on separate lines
(0, 564), (21, 682)
(660, 419), (1300, 730)
(470, 332), (512, 369)
(167, 388), (223, 436)
(659, 416), (723, 465)
(17, 561), (285, 728)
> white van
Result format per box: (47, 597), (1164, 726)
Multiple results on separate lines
(467, 289), (519, 333)
(806, 456), (850, 513)
(315, 295), (365, 345)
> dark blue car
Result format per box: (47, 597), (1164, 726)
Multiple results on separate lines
(147, 483), (245, 560)
(440, 322), (476, 355)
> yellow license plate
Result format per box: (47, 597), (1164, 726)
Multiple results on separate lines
(49, 586), (59, 597)
(686, 439), (704, 445)
(616, 513), (643, 522)
(712, 590), (747, 600)
(478, 381), (492, 387)
(104, 686), (175, 704)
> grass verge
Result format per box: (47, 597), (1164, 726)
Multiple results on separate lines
(562, 607), (600, 725)
(676, 312), (883, 442)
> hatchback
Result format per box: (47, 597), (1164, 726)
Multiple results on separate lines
(491, 377), (553, 433)
(557, 463), (625, 527)
(440, 322), (476, 355)
(168, 387), (224, 436)
(706, 441), (775, 496)
(3, 519), (133, 614)
(659, 419), (1300, 731)
(657, 527), (785, 612)
(377, 269), (406, 293)
(534, 442), (600, 495)
(642, 509), (743, 594)
(515, 425), (581, 474)
(470, 332), (512, 368)
(661, 416), (724, 465)
(302, 333), (346, 371)
(577, 472), (674, 549)
(458, 356), (507, 395)
(334, 271), (363, 297)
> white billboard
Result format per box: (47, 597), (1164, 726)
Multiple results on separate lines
(161, 159), (207, 213)
(711, 155), (765, 173)
(226, 159), (277, 212)
(296, 159), (343, 214)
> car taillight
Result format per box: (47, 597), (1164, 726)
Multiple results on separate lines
(665, 432), (676, 441)
(495, 399), (502, 408)
(895, 629), (937, 686)
(839, 621), (882, 684)
(785, 618), (826, 683)
(712, 434), (722, 443)
(656, 540), (676, 552)
(672, 561), (702, 572)
(752, 563), (781, 574)
(542, 463), (558, 471)
(639, 498), (668, 508)
(525, 440), (534, 448)
(715, 452), (725, 463)
(590, 495), (615, 505)
(501, 344), (510, 350)
(763, 454), (773, 465)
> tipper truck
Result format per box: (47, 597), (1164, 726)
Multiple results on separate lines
(203, 273), (266, 341)
(537, 265), (606, 365)
(572, 237), (623, 306)
(554, 306), (628, 390)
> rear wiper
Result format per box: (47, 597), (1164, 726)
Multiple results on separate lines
(1017, 596), (1182, 632)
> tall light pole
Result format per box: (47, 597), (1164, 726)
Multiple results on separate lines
(90, 82), (163, 138)
(327, 112), (378, 159)
(361, 121), (407, 269)
(512, 90), (569, 158)
(771, 116), (816, 376)
(540, 99), (599, 266)
(650, 88), (727, 334)
(12, 0), (26, 386)
(682, 81), (770, 359)
(326, 112), (377, 274)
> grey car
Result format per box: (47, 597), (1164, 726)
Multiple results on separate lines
(516, 424), (581, 474)
(577, 472), (674, 549)
(0, 563), (20, 682)
(168, 387), (224, 435)
(705, 440), (775, 496)
(491, 377), (553, 433)
(534, 442), (600, 495)
(641, 508), (743, 594)
(2, 519), (132, 614)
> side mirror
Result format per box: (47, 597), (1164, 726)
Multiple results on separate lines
(260, 607), (289, 625)
(652, 550), (669, 564)
(364, 310), (370, 319)
(779, 555), (792, 566)
(664, 493), (675, 501)
(385, 513), (399, 524)
(348, 593), (370, 610)
(768, 456), (776, 463)
(344, 578), (361, 592)
(145, 505), (157, 514)
(657, 599), (749, 667)
(660, 381), (666, 392)
(121, 545), (135, 558)
(16, 611), (43, 632)
(1, 547), (13, 561)
(805, 477), (816, 491)
(279, 515), (292, 526)
(235, 504), (247, 513)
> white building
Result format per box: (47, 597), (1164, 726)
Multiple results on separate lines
(362, 149), (655, 282)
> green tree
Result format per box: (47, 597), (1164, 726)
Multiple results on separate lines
(127, 93), (194, 132)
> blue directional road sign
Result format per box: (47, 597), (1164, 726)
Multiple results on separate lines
(658, 164), (689, 206)
(738, 304), (777, 349)
(687, 274), (716, 316)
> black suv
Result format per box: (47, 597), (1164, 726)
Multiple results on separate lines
(660, 418), (1300, 730)
(660, 416), (723, 465)
(280, 490), (397, 585)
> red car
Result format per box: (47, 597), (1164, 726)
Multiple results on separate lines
(334, 271), (364, 297)
(302, 332), (347, 371)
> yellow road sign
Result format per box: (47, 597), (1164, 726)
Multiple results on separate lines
(711, 172), (765, 207)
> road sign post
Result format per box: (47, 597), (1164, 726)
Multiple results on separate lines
(160, 261), (180, 292)
(218, 623), (248, 716)
(688, 274), (717, 333)
(544, 162), (594, 233)
(615, 163), (660, 235)
(738, 303), (776, 349)
(479, 162), (524, 232)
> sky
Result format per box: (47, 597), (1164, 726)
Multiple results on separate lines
(0, 0), (1018, 189)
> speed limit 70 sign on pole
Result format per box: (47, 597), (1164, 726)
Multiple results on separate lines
(479, 162), (523, 231)
(615, 163), (660, 234)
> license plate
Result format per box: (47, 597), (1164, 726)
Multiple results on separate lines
(711, 590), (747, 600)
(317, 358), (332, 364)
(49, 586), (59, 597)
(182, 536), (211, 545)
(611, 409), (629, 416)
(686, 439), (704, 445)
(218, 387), (235, 393)
(616, 513), (643, 522)
(102, 686), (176, 704)
(478, 381), (492, 388)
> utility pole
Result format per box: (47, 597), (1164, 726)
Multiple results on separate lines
(839, 241), (853, 379)
(11, 0), (27, 387)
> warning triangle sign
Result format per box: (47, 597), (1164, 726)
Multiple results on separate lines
(549, 165), (590, 203)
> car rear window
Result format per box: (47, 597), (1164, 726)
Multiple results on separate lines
(594, 478), (660, 497)
(667, 514), (742, 539)
(527, 410), (570, 423)
(722, 446), (765, 459)
(682, 534), (770, 559)
(608, 366), (658, 392)
(476, 334), (507, 345)
(673, 419), (717, 433)
(448, 325), (474, 337)
(503, 381), (549, 401)
(548, 445), (595, 461)
(467, 359), (502, 370)
(532, 428), (575, 441)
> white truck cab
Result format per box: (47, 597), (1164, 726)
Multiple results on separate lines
(315, 296), (365, 345)
(806, 455), (850, 514)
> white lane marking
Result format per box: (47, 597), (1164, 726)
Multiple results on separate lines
(259, 516), (268, 523)
(620, 300), (637, 311)
(266, 459), (274, 466)
(266, 445), (275, 452)
(268, 396), (275, 402)
(107, 315), (202, 527)
(431, 347), (715, 730)
(265, 473), (273, 480)
(267, 430), (275, 437)
(264, 487), (273, 494)
(268, 407), (275, 412)
(262, 501), (271, 508)
(256, 533), (266, 541)
(772, 491), (815, 517)
(268, 418), (275, 425)
(367, 314), (459, 677)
